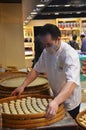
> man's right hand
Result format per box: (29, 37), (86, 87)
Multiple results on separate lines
(11, 86), (25, 96)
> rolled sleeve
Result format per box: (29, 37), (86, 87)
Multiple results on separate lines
(34, 51), (45, 73)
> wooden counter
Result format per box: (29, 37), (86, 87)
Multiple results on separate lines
(2, 112), (78, 130)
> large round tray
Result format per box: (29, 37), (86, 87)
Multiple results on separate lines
(76, 110), (86, 129)
(0, 94), (65, 128)
(0, 71), (27, 81)
(0, 74), (50, 98)
(0, 75), (48, 89)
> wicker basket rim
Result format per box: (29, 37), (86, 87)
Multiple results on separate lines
(0, 94), (53, 117)
(0, 75), (48, 88)
(76, 110), (86, 128)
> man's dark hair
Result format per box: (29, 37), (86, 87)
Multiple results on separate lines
(80, 34), (85, 39)
(73, 35), (77, 41)
(40, 24), (61, 40)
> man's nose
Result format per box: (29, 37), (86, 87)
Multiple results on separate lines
(46, 43), (52, 47)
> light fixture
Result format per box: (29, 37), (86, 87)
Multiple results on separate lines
(54, 12), (59, 15)
(30, 12), (38, 15)
(48, 5), (60, 7)
(24, 20), (28, 23)
(34, 8), (40, 12)
(36, 8), (40, 11)
(76, 12), (81, 14)
(27, 15), (32, 20)
(64, 5), (70, 7)
(36, 4), (45, 7)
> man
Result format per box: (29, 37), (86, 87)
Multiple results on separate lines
(68, 34), (79, 50)
(80, 33), (86, 52)
(11, 24), (81, 119)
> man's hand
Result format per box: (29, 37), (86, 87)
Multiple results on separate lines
(11, 86), (25, 96)
(46, 99), (58, 119)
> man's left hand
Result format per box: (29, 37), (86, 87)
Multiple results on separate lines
(46, 99), (58, 119)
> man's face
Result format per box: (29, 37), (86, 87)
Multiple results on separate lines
(40, 34), (60, 48)
(80, 37), (83, 42)
(40, 34), (61, 54)
(80, 35), (85, 42)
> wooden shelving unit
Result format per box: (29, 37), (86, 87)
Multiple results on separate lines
(23, 26), (34, 60)
(56, 18), (81, 44)
(81, 18), (86, 34)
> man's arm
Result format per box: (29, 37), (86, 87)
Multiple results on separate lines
(11, 69), (39, 96)
(54, 81), (76, 105)
(46, 81), (76, 119)
(21, 69), (39, 89)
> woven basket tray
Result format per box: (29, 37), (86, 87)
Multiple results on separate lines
(0, 74), (50, 98)
(0, 71), (27, 81)
(0, 94), (65, 128)
(0, 75), (48, 90)
(0, 86), (50, 97)
(76, 110), (86, 128)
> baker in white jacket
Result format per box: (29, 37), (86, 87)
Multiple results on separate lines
(11, 24), (81, 119)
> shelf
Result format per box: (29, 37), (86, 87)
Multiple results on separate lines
(56, 18), (81, 44)
(81, 19), (86, 34)
(23, 26), (34, 60)
(25, 56), (34, 60)
(61, 37), (69, 39)
(24, 42), (33, 47)
(25, 52), (33, 55)
(60, 28), (80, 30)
(57, 18), (80, 22)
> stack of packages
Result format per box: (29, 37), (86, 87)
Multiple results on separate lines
(82, 60), (86, 75)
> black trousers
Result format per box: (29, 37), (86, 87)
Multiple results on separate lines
(68, 104), (80, 119)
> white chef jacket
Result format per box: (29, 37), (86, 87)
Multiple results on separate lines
(34, 41), (81, 111)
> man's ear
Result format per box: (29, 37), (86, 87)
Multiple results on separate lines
(58, 37), (61, 41)
(56, 37), (61, 43)
(56, 37), (61, 47)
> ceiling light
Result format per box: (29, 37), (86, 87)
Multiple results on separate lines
(33, 8), (40, 12)
(48, 5), (59, 7)
(54, 12), (59, 15)
(36, 8), (40, 11)
(64, 5), (70, 7)
(24, 20), (28, 23)
(27, 16), (32, 20)
(36, 4), (45, 7)
(76, 12), (81, 14)
(30, 12), (38, 15)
